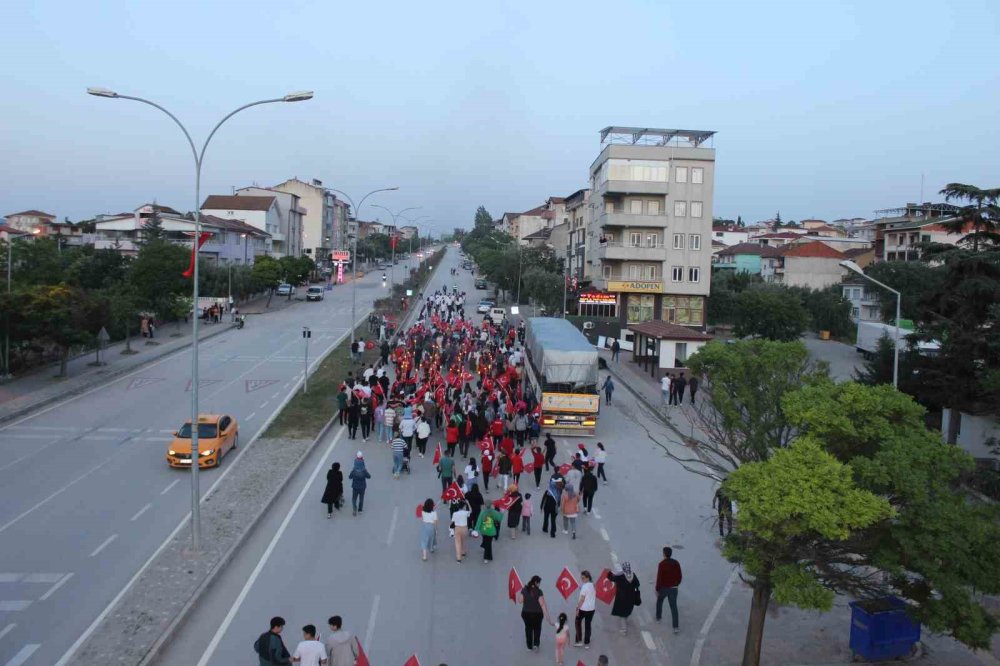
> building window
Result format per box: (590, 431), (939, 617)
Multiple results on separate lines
(675, 342), (689, 364)
(671, 266), (683, 282)
(629, 264), (642, 279)
(646, 234), (658, 248)
(605, 201), (614, 214)
(692, 167), (704, 184)
(626, 294), (655, 323)
(630, 232), (641, 247)
(648, 200), (660, 215)
(675, 167), (688, 183)
(580, 301), (617, 318)
(689, 234), (701, 250)
(673, 233), (685, 250)
(691, 201), (703, 218)
(662, 296), (705, 325)
(851, 307), (860, 318)
(674, 201), (687, 217)
(688, 267), (701, 282)
(643, 264), (657, 279)
(630, 199), (643, 214)
(603, 264), (612, 278)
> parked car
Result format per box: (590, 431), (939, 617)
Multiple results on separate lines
(484, 307), (507, 325)
(166, 414), (238, 468)
(306, 285), (325, 301)
(477, 298), (495, 314)
(276, 283), (295, 296)
(475, 278), (487, 290)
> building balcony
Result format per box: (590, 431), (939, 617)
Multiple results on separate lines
(595, 179), (670, 197)
(595, 241), (668, 262)
(597, 211), (669, 229)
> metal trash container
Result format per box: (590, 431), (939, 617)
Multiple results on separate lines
(849, 596), (921, 661)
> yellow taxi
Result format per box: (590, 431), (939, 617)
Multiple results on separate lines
(166, 414), (239, 468)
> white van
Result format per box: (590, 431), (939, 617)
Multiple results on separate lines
(485, 307), (506, 325)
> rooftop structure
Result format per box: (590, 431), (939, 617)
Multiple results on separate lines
(599, 126), (716, 148)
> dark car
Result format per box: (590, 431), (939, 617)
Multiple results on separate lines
(475, 279), (487, 289)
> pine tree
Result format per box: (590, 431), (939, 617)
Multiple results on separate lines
(737, 215), (744, 227)
(474, 206), (493, 231)
(141, 209), (165, 243)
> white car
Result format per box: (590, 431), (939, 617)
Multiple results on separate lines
(306, 286), (324, 301)
(276, 283), (295, 296)
(477, 300), (494, 314)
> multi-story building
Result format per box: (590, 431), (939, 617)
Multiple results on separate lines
(760, 241), (846, 289)
(871, 202), (960, 262)
(200, 195), (280, 256)
(564, 188), (591, 282)
(588, 126), (716, 334)
(842, 281), (883, 322)
(271, 178), (341, 262)
(3, 210), (56, 233)
(232, 186), (305, 258)
(711, 224), (749, 246)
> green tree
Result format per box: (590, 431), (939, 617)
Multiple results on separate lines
(130, 240), (189, 320)
(723, 439), (893, 666)
(521, 266), (564, 314)
(141, 209), (166, 243)
(65, 247), (130, 290)
(797, 286), (852, 338)
(864, 261), (946, 322)
(737, 215), (744, 227)
(708, 270), (762, 325)
(474, 205), (493, 231)
(20, 285), (107, 377)
(733, 286), (809, 341)
(938, 183), (1000, 251)
(105, 282), (141, 353)
(9, 237), (66, 286)
(252, 256), (283, 307)
(773, 211), (782, 229)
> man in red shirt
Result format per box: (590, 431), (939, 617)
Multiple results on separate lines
(655, 546), (682, 633)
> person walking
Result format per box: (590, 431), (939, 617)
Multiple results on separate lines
(320, 462), (343, 518)
(415, 415), (430, 457)
(464, 457), (479, 490)
(594, 442), (608, 485)
(517, 576), (555, 652)
(466, 483), (484, 533)
(445, 420), (459, 457)
(452, 500), (470, 561)
(390, 430), (406, 479)
(561, 485), (580, 539)
(399, 407), (415, 452)
(323, 616), (357, 666)
(673, 373), (687, 407)
(611, 338), (620, 362)
(689, 375), (699, 404)
(348, 452), (370, 516)
(383, 402), (397, 441)
(541, 479), (562, 538)
(580, 466), (598, 513)
(668, 373), (679, 406)
(336, 387), (349, 426)
(254, 616), (291, 665)
(437, 451), (455, 491)
(543, 433), (557, 471)
(531, 445), (545, 487)
(506, 484), (522, 539)
(601, 375), (615, 405)
(660, 374), (671, 405)
(554, 613), (570, 666)
(480, 452), (493, 493)
(573, 570), (597, 649)
(359, 398), (372, 442)
(521, 492), (533, 535)
(511, 447), (524, 486)
(713, 487), (733, 536)
(419, 499), (438, 561)
(606, 562), (641, 634)
(514, 409), (528, 447)
(291, 624), (326, 666)
(474, 502), (502, 561)
(655, 546), (683, 633)
(372, 401), (385, 442)
(498, 451), (512, 490)
(346, 398), (360, 440)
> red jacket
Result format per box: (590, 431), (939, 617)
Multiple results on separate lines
(512, 455), (524, 474)
(490, 419), (504, 436)
(481, 455), (493, 475)
(656, 558), (682, 590)
(446, 425), (459, 444)
(532, 449), (545, 468)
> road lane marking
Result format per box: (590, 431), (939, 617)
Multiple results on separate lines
(0, 456), (117, 536)
(246, 412), (257, 421)
(20, 574), (63, 584)
(0, 624), (14, 641)
(195, 428), (346, 666)
(364, 594), (381, 654)
(386, 507), (399, 546)
(0, 602), (30, 612)
(89, 535), (118, 558)
(160, 480), (180, 495)
(600, 527), (610, 541)
(641, 630), (656, 650)
(143, 436), (172, 442)
(593, 509), (601, 519)
(39, 573), (74, 601)
(259, 401), (269, 410)
(0, 575), (19, 583)
(690, 566), (738, 666)
(2, 426), (76, 431)
(130, 503), (152, 522)
(5, 643), (40, 666)
(0, 434), (53, 440)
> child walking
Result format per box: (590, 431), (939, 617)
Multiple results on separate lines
(554, 612), (569, 665)
(521, 493), (533, 535)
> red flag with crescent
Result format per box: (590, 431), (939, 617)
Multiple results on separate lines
(508, 567), (523, 603)
(555, 567), (579, 600)
(432, 442), (442, 465)
(492, 493), (517, 511)
(182, 231), (212, 278)
(402, 655), (420, 666)
(595, 568), (617, 605)
(524, 460), (535, 474)
(441, 481), (465, 502)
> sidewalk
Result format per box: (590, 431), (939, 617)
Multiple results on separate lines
(0, 292), (297, 425)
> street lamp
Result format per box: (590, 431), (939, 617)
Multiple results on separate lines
(326, 187), (399, 345)
(840, 259), (902, 388)
(88, 87), (312, 550)
(400, 215), (431, 266)
(371, 205), (420, 288)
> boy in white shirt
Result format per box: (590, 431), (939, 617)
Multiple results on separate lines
(292, 624), (327, 666)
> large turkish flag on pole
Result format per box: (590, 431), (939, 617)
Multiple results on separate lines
(555, 567), (579, 600)
(441, 481), (465, 502)
(508, 567), (523, 603)
(595, 568), (617, 605)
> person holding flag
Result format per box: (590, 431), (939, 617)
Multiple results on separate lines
(505, 484), (523, 539)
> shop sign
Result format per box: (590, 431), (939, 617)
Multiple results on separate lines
(578, 292), (617, 305)
(607, 280), (663, 293)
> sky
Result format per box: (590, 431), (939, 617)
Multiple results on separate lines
(2, 0), (998, 234)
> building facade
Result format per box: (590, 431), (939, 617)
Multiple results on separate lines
(233, 187), (305, 258)
(3, 210), (56, 233)
(271, 178), (340, 262)
(587, 126), (716, 336)
(564, 188), (591, 281)
(760, 241), (846, 289)
(200, 195), (280, 256)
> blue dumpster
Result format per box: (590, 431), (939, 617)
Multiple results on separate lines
(849, 596), (921, 661)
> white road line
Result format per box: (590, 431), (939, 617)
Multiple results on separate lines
(641, 629), (656, 650)
(5, 643), (40, 666)
(0, 434), (53, 440)
(89, 534), (118, 558)
(690, 567), (738, 666)
(3, 426), (77, 431)
(0, 575), (19, 583)
(195, 428), (345, 666)
(271, 391), (281, 398)
(600, 527), (610, 541)
(20, 574), (63, 584)
(130, 503), (152, 522)
(81, 435), (120, 441)
(283, 382), (292, 389)
(143, 436), (173, 442)
(364, 594), (381, 653)
(246, 412), (257, 421)
(610, 551), (619, 567)
(0, 456), (117, 536)
(0, 602), (30, 612)
(259, 401), (269, 410)
(160, 479), (180, 495)
(386, 507), (399, 546)
(38, 573), (74, 601)
(0, 624), (14, 642)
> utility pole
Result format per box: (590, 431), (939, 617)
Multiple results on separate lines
(302, 327), (311, 393)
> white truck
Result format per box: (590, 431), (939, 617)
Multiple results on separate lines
(523, 317), (600, 436)
(855, 321), (940, 357)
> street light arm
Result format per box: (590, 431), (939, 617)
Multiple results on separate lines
(857, 273), (901, 298)
(114, 95), (199, 167)
(198, 97), (285, 165)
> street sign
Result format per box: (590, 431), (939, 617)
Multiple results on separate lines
(97, 327), (110, 344)
(330, 250), (351, 262)
(302, 328), (311, 338)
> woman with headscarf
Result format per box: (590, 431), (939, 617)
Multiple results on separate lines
(606, 561), (642, 634)
(320, 462), (343, 518)
(506, 483), (522, 539)
(541, 478), (563, 538)
(466, 483), (484, 536)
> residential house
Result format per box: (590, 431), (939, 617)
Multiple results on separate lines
(754, 231), (805, 247)
(800, 219), (829, 231)
(760, 240), (846, 289)
(564, 188), (592, 283)
(0, 223), (29, 242)
(271, 178), (341, 261)
(398, 226), (418, 241)
(233, 186), (306, 258)
(802, 223), (847, 238)
(790, 234), (872, 253)
(871, 202), (960, 261)
(841, 246), (875, 269)
(515, 205), (549, 244)
(714, 242), (766, 274)
(200, 194), (281, 257)
(711, 224), (749, 246)
(548, 221), (569, 258)
(3, 210), (56, 234)
(627, 320), (713, 378)
(842, 281), (883, 322)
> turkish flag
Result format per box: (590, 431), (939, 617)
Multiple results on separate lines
(390, 235), (399, 250)
(559, 463), (572, 477)
(556, 567), (579, 600)
(492, 493), (517, 511)
(441, 481), (465, 502)
(595, 568), (617, 605)
(479, 438), (494, 456)
(415, 503), (424, 519)
(355, 638), (370, 666)
(432, 442), (442, 465)
(524, 461), (535, 474)
(508, 567), (523, 603)
(182, 231), (213, 278)
(403, 656), (420, 666)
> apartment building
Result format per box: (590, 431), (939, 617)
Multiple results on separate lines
(760, 241), (846, 289)
(564, 188), (591, 281)
(871, 202), (960, 262)
(587, 126), (716, 335)
(271, 178), (341, 261)
(233, 186), (305, 258)
(200, 194), (281, 257)
(3, 210), (56, 233)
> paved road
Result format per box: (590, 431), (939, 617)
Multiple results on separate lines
(0, 265), (419, 666)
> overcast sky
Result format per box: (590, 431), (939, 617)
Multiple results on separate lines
(2, 0), (998, 233)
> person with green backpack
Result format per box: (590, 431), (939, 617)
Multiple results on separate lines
(474, 503), (502, 561)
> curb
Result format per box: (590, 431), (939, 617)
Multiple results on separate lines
(0, 323), (234, 426)
(601, 356), (685, 440)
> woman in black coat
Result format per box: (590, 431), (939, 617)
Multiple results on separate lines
(506, 488), (522, 538)
(347, 398), (361, 440)
(321, 462), (344, 517)
(607, 561), (641, 634)
(466, 483), (484, 533)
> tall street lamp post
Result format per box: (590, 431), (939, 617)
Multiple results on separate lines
(87, 87), (313, 550)
(840, 259), (902, 388)
(371, 205), (420, 288)
(326, 188), (399, 345)
(400, 215), (430, 268)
